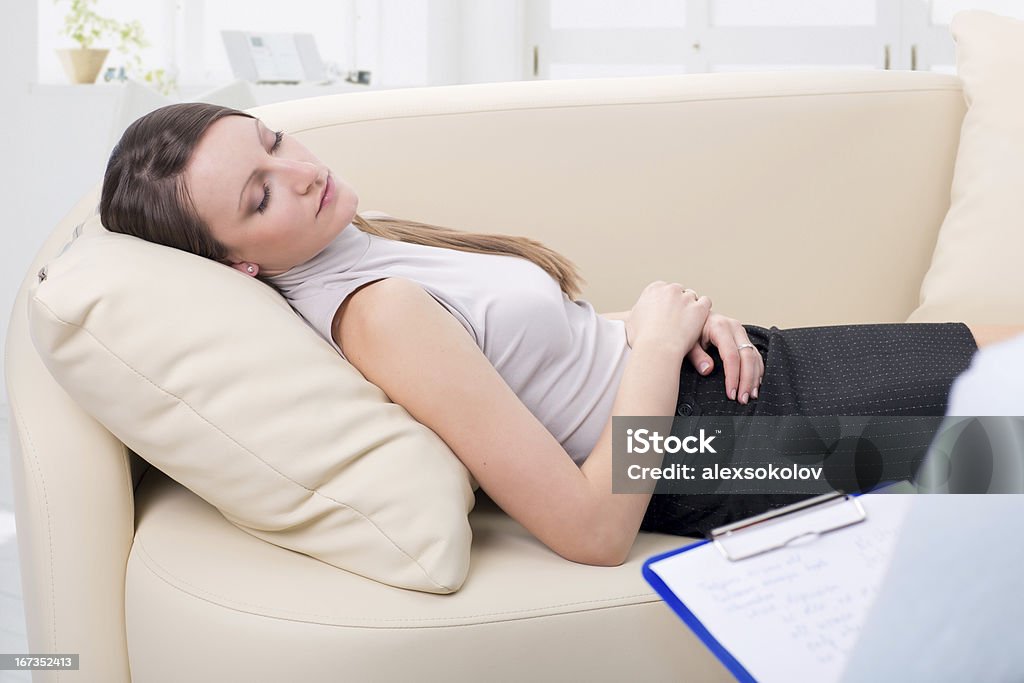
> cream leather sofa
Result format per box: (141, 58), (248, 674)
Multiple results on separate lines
(7, 70), (968, 682)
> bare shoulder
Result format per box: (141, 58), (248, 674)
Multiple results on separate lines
(331, 277), (434, 344)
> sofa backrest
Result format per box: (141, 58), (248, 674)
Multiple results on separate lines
(5, 70), (965, 678)
(257, 69), (965, 326)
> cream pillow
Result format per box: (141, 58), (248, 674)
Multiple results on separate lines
(29, 215), (476, 594)
(909, 10), (1024, 323)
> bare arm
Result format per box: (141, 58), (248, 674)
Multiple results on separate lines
(966, 324), (1024, 349)
(335, 278), (681, 566)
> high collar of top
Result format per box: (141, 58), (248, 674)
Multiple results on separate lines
(267, 222), (369, 292)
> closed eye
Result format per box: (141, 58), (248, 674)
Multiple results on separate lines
(256, 131), (284, 214)
(257, 183), (271, 214)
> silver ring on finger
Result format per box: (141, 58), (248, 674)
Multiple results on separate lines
(681, 287), (699, 302)
(736, 343), (756, 352)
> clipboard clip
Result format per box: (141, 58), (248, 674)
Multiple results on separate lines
(709, 491), (867, 562)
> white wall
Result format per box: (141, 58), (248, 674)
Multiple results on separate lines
(381, 0), (524, 87)
(0, 0), (526, 412)
(1, 4), (123, 412)
(0, 3), (31, 415)
(428, 0), (461, 85)
(460, 0), (525, 83)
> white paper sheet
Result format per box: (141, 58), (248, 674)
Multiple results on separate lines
(648, 493), (912, 683)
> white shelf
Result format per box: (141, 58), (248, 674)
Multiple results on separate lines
(28, 80), (393, 103)
(29, 82), (128, 97)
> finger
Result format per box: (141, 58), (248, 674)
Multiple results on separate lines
(687, 345), (714, 376)
(719, 343), (741, 402)
(737, 341), (759, 405)
(749, 345), (765, 399)
(702, 313), (735, 399)
(752, 364), (763, 399)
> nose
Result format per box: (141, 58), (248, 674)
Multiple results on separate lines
(281, 158), (321, 195)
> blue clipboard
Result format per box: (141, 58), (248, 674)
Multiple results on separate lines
(641, 491), (871, 683)
(643, 539), (757, 683)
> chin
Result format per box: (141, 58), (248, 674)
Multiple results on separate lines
(333, 187), (359, 224)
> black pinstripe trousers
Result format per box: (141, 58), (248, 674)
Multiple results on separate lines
(638, 322), (978, 538)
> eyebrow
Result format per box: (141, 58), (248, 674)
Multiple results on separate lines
(237, 118), (264, 213)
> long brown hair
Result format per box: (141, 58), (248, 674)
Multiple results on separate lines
(100, 102), (585, 299)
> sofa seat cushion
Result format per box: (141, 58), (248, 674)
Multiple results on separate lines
(125, 468), (730, 682)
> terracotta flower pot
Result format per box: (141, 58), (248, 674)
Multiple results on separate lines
(56, 48), (110, 84)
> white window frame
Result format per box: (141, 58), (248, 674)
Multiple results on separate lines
(522, 0), (970, 80)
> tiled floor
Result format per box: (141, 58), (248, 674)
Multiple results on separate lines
(0, 412), (31, 683)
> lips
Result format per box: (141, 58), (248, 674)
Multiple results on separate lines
(317, 174), (334, 217)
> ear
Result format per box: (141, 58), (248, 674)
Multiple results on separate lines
(230, 262), (259, 277)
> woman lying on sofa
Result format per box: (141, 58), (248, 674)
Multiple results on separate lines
(98, 102), (1021, 567)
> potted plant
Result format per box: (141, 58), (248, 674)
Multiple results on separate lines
(54, 0), (168, 90)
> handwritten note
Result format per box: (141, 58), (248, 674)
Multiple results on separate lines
(647, 494), (911, 682)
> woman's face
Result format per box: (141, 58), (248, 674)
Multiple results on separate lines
(184, 115), (359, 277)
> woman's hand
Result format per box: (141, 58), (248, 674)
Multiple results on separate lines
(687, 312), (764, 405)
(625, 281), (712, 361)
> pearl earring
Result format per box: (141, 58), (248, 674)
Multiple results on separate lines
(246, 265), (255, 274)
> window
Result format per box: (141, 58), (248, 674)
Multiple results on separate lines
(38, 1), (1024, 88)
(39, 0), (364, 87)
(524, 0), (1024, 79)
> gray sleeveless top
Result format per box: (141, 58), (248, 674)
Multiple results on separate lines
(268, 223), (631, 466)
